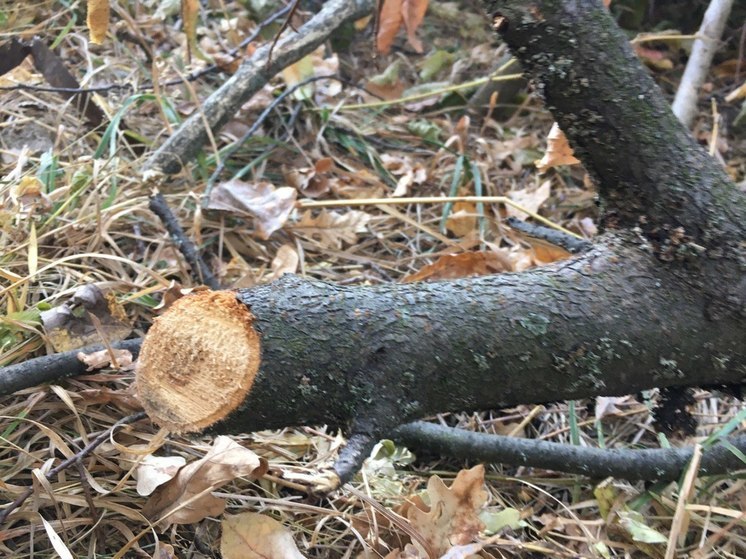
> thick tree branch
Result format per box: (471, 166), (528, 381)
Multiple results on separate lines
(136, 242), (745, 435)
(131, 0), (746, 487)
(482, 0), (745, 252)
(4, 0), (745, 489)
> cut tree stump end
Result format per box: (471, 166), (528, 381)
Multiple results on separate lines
(136, 290), (260, 433)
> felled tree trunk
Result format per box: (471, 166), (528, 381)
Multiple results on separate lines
(136, 0), (746, 485)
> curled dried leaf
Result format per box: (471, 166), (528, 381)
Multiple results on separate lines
(403, 251), (512, 282)
(534, 123), (580, 173)
(221, 512), (307, 559)
(142, 436), (267, 528)
(207, 179), (297, 240)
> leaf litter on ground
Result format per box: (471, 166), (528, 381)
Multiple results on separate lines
(0, 0), (745, 557)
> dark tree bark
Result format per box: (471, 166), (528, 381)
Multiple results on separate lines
(7, 0), (744, 487)
(134, 0), (746, 485)
(482, 0), (746, 320)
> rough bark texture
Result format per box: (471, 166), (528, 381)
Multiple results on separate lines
(205, 239), (744, 438)
(484, 0), (745, 250)
(481, 0), (745, 347)
(118, 0), (746, 480)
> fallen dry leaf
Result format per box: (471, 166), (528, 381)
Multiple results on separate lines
(534, 123), (580, 173)
(407, 465), (489, 557)
(438, 542), (490, 558)
(377, 0), (430, 53)
(133, 454), (187, 497)
(377, 0), (404, 54)
(285, 157), (334, 198)
(151, 542), (178, 559)
(41, 284), (132, 352)
(403, 251), (512, 282)
(281, 46), (340, 101)
(524, 237), (573, 265)
(11, 175), (51, 211)
(212, 52), (241, 74)
(207, 179), (297, 240)
(366, 60), (406, 100)
(313, 54), (342, 100)
(153, 281), (210, 312)
(367, 80), (406, 101)
(142, 436), (267, 528)
(355, 14), (373, 30)
(445, 202), (477, 237)
(380, 153), (427, 197)
(291, 210), (371, 249)
(506, 179), (551, 221)
(383, 543), (427, 558)
(268, 244), (299, 281)
(221, 512), (307, 559)
(77, 348), (134, 371)
(330, 165), (389, 199)
(402, 0), (430, 53)
(281, 54), (315, 100)
(40, 516), (74, 559)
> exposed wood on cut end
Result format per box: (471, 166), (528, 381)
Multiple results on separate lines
(136, 290), (260, 433)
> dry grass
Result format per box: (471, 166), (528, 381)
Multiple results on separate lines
(1, 1), (745, 557)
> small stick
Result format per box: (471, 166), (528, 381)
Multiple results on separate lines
(0, 338), (144, 397)
(266, 0), (302, 64)
(149, 192), (221, 290)
(392, 421), (746, 482)
(506, 216), (592, 253)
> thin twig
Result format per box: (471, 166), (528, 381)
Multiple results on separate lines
(393, 421), (746, 482)
(266, 0), (301, 64)
(149, 193), (221, 289)
(0, 338), (144, 397)
(506, 216), (592, 253)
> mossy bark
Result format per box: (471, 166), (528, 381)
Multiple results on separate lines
(482, 0), (744, 247)
(134, 0), (746, 481)
(196, 0), (746, 438)
(205, 237), (745, 438)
